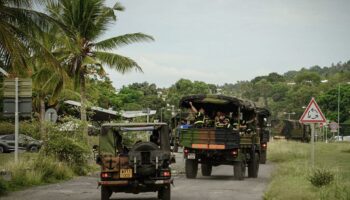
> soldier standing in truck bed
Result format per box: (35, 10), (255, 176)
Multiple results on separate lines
(189, 101), (206, 128)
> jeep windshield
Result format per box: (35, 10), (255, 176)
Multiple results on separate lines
(99, 123), (170, 156)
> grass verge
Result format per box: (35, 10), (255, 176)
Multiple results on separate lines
(264, 141), (350, 200)
(0, 154), (74, 196)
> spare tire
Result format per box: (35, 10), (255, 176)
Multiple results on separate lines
(129, 142), (159, 152)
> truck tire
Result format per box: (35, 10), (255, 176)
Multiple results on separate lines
(185, 159), (198, 179)
(101, 186), (112, 200)
(158, 184), (171, 200)
(201, 163), (212, 176)
(234, 161), (245, 180)
(259, 151), (266, 164)
(248, 152), (259, 178)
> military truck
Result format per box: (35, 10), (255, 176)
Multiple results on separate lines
(96, 123), (173, 200)
(178, 94), (266, 180)
(271, 119), (311, 142)
(255, 108), (271, 164)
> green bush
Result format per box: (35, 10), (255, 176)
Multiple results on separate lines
(0, 121), (40, 139)
(308, 168), (334, 188)
(0, 155), (74, 195)
(0, 178), (9, 196)
(34, 156), (73, 182)
(41, 119), (90, 175)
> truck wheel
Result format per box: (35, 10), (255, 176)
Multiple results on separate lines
(248, 152), (259, 178)
(259, 152), (266, 164)
(158, 184), (171, 200)
(234, 162), (245, 180)
(101, 186), (112, 200)
(185, 159), (198, 179)
(201, 163), (212, 176)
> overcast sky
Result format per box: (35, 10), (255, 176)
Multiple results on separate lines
(103, 0), (350, 89)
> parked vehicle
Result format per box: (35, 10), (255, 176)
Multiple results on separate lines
(0, 134), (42, 153)
(256, 107), (271, 164)
(271, 120), (311, 142)
(178, 94), (269, 180)
(95, 123), (173, 200)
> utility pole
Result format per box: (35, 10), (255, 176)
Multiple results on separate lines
(337, 83), (340, 139)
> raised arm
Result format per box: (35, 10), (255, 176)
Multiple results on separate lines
(189, 101), (198, 113)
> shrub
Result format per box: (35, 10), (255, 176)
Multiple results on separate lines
(41, 119), (90, 175)
(0, 121), (40, 140)
(34, 156), (73, 182)
(308, 168), (334, 187)
(0, 178), (9, 196)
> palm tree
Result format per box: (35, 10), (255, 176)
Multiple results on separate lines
(0, 0), (60, 74)
(47, 0), (154, 129)
(30, 27), (68, 137)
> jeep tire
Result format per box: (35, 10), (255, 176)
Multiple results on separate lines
(158, 184), (171, 200)
(185, 159), (198, 179)
(234, 161), (245, 180)
(201, 163), (212, 176)
(248, 152), (259, 178)
(101, 185), (112, 200)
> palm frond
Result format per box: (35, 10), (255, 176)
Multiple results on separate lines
(94, 33), (154, 51)
(94, 51), (143, 73)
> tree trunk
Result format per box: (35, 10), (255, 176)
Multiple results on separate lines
(80, 74), (88, 136)
(40, 98), (46, 138)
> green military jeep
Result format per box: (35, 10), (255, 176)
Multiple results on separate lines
(178, 94), (269, 180)
(96, 123), (173, 200)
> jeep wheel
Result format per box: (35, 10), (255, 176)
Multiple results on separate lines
(28, 145), (39, 152)
(234, 161), (245, 180)
(101, 186), (112, 200)
(248, 152), (259, 178)
(158, 184), (171, 200)
(259, 151), (266, 164)
(185, 159), (198, 179)
(201, 163), (212, 176)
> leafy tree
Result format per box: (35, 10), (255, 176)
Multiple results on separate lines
(47, 0), (154, 131)
(0, 0), (61, 74)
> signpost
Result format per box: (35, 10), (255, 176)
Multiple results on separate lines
(1, 69), (32, 163)
(299, 97), (326, 167)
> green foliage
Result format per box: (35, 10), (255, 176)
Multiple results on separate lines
(308, 168), (334, 187)
(0, 178), (9, 196)
(265, 141), (350, 200)
(0, 156), (73, 194)
(41, 119), (90, 175)
(0, 121), (40, 139)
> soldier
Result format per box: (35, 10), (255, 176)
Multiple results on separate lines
(189, 101), (206, 128)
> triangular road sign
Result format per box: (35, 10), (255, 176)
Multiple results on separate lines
(299, 97), (326, 123)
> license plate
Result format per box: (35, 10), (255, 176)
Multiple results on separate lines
(187, 153), (196, 159)
(120, 169), (132, 178)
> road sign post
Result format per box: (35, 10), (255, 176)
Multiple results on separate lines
(299, 97), (326, 167)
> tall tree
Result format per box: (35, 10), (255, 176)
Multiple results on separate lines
(47, 0), (154, 130)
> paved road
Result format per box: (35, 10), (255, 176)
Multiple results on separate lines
(1, 153), (273, 200)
